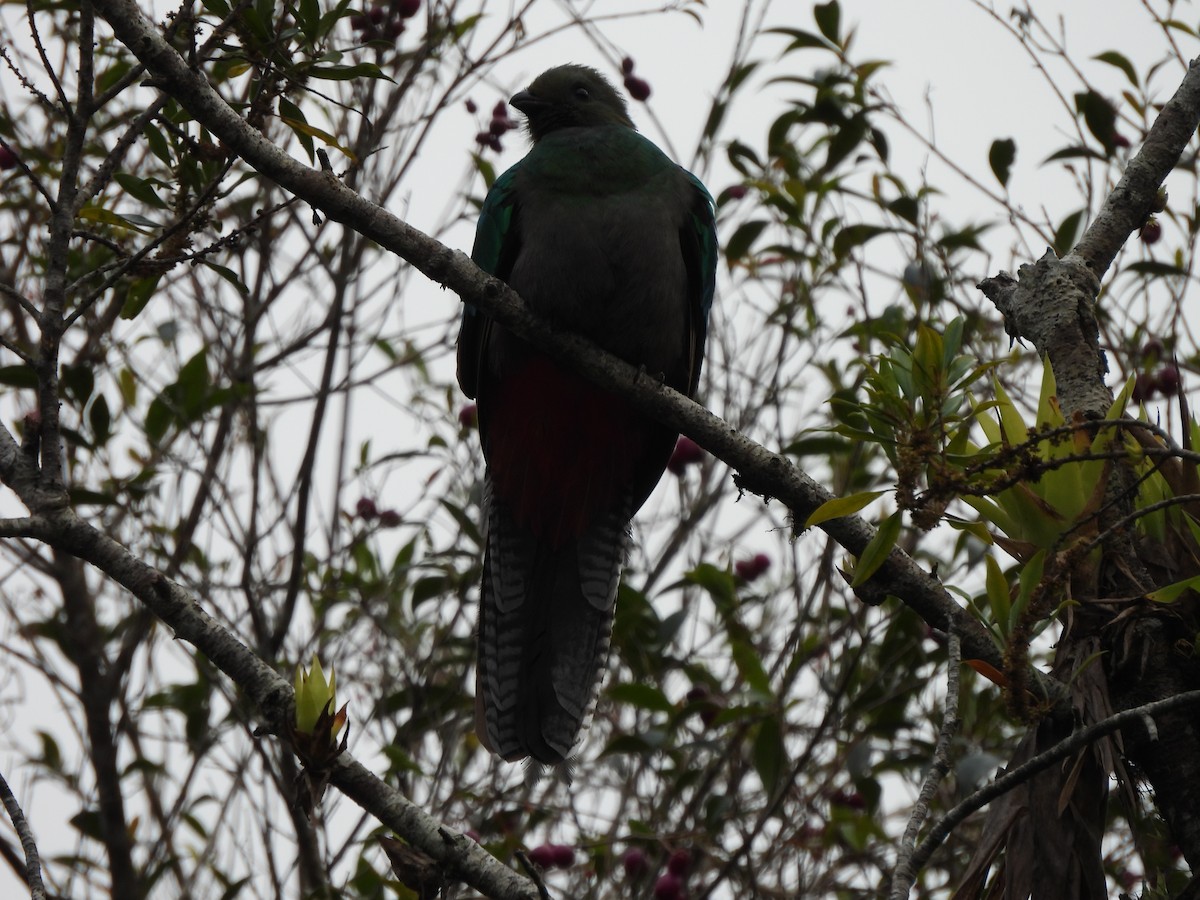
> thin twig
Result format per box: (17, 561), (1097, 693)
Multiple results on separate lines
(0, 767), (47, 900)
(888, 632), (961, 899)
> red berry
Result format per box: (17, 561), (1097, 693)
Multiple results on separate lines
(1113, 133), (1132, 149)
(527, 845), (557, 869)
(396, 0), (420, 16)
(378, 509), (401, 528)
(1157, 363), (1181, 394)
(653, 872), (684, 900)
(465, 99), (478, 114)
(458, 403), (478, 429)
(624, 76), (651, 102)
(621, 56), (636, 75)
(621, 848), (650, 879)
(356, 497), (379, 520)
(666, 849), (692, 877)
(550, 844), (575, 868)
(1140, 218), (1162, 245)
(667, 436), (704, 474)
(725, 184), (748, 200)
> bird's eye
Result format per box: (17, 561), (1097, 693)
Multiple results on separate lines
(573, 85), (591, 101)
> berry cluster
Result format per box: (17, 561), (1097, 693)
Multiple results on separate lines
(1132, 363), (1181, 403)
(349, 0), (420, 41)
(620, 56), (651, 102)
(355, 497), (401, 527)
(621, 847), (694, 899)
(526, 843), (576, 869)
(474, 100), (519, 154)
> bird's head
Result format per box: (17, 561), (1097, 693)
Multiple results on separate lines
(510, 65), (635, 141)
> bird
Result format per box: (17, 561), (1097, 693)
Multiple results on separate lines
(457, 64), (717, 765)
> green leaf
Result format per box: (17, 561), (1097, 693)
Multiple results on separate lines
(851, 511), (902, 587)
(1094, 51), (1138, 87)
(813, 1), (840, 44)
(0, 364), (37, 387)
(114, 173), (169, 209)
(307, 62), (394, 82)
(608, 683), (675, 714)
(203, 261), (249, 296)
(121, 275), (161, 319)
(832, 224), (891, 260)
(766, 27), (832, 52)
(1075, 90), (1119, 154)
(725, 220), (768, 267)
(1053, 209), (1085, 256)
(89, 394), (111, 445)
(806, 491), (884, 527)
(752, 715), (785, 795)
(1147, 574), (1200, 604)
(1043, 144), (1107, 163)
(988, 138), (1016, 188)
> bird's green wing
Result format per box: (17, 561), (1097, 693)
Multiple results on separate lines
(458, 163), (522, 399)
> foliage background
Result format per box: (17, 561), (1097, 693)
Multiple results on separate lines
(0, 0), (1195, 898)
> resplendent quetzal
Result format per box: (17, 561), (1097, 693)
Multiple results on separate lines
(457, 64), (717, 764)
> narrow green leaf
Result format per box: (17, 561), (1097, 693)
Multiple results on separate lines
(752, 715), (785, 795)
(806, 491), (884, 527)
(1147, 574), (1200, 604)
(725, 220), (768, 266)
(851, 511), (902, 587)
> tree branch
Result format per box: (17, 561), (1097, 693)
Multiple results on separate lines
(0, 767), (47, 900)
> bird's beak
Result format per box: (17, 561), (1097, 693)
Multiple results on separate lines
(509, 90), (546, 116)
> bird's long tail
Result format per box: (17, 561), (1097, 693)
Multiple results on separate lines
(475, 482), (628, 764)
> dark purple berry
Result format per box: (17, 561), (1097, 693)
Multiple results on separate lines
(527, 845), (557, 869)
(465, 99), (478, 114)
(1140, 218), (1162, 245)
(367, 4), (385, 24)
(493, 101), (508, 119)
(458, 403), (478, 429)
(725, 184), (748, 200)
(1132, 372), (1157, 403)
(1157, 363), (1181, 394)
(667, 436), (703, 474)
(621, 56), (636, 75)
(356, 497), (378, 520)
(383, 17), (405, 38)
(624, 76), (651, 102)
(378, 509), (401, 528)
(653, 872), (684, 900)
(396, 0), (420, 16)
(550, 844), (575, 868)
(621, 848), (650, 879)
(666, 849), (692, 877)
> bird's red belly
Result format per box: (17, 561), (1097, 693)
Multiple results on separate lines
(485, 355), (646, 547)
